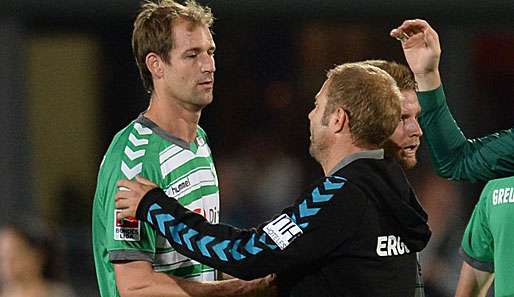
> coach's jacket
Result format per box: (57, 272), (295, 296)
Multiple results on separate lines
(135, 149), (431, 297)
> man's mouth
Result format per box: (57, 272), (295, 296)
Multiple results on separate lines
(402, 143), (419, 155)
(198, 78), (214, 86)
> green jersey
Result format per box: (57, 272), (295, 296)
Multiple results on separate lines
(460, 176), (514, 297)
(417, 86), (514, 182)
(92, 115), (220, 297)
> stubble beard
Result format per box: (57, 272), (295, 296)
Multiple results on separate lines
(188, 89), (214, 111)
(400, 154), (417, 170)
(309, 139), (326, 165)
(384, 141), (417, 170)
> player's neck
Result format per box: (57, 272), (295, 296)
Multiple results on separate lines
(145, 94), (201, 144)
(321, 142), (371, 176)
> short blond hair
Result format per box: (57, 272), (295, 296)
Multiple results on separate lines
(362, 60), (416, 91)
(324, 63), (402, 147)
(132, 0), (214, 93)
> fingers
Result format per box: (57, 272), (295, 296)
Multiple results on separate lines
(117, 176), (158, 193)
(115, 192), (137, 219)
(136, 175), (157, 187)
(115, 176), (158, 221)
(390, 28), (410, 43)
(115, 186), (133, 201)
(114, 195), (130, 209)
(117, 178), (135, 190)
(115, 188), (140, 207)
(425, 25), (441, 50)
(116, 208), (135, 221)
(399, 19), (430, 34)
(390, 19), (435, 43)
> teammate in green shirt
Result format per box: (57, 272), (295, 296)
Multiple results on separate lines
(391, 19), (514, 296)
(92, 1), (273, 296)
(459, 177), (514, 297)
(390, 20), (514, 182)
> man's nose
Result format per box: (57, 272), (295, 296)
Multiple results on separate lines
(201, 54), (215, 73)
(407, 119), (423, 137)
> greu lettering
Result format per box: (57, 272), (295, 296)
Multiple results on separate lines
(492, 188), (514, 206)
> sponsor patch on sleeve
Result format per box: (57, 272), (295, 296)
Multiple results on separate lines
(263, 214), (303, 250)
(114, 209), (141, 241)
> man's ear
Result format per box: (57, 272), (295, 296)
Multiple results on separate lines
(145, 53), (164, 79)
(329, 107), (347, 133)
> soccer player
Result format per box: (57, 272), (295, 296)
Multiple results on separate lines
(114, 62), (432, 297)
(390, 19), (514, 182)
(391, 19), (514, 296)
(365, 60), (426, 297)
(92, 1), (274, 296)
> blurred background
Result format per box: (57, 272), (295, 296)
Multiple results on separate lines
(1, 0), (514, 296)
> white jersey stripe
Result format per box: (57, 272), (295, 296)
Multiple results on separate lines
(159, 145), (182, 164)
(164, 169), (217, 199)
(161, 150), (195, 178)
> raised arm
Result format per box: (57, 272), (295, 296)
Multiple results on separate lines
(391, 19), (514, 181)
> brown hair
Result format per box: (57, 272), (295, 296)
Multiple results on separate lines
(132, 0), (214, 93)
(324, 63), (402, 147)
(362, 60), (416, 91)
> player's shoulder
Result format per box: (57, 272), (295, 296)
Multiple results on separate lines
(105, 120), (152, 152)
(306, 175), (359, 202)
(484, 176), (514, 191)
(481, 176), (514, 201)
(101, 118), (161, 170)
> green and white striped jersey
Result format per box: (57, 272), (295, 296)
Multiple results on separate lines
(93, 115), (219, 297)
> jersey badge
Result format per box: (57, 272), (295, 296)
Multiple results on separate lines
(263, 214), (303, 250)
(114, 209), (141, 241)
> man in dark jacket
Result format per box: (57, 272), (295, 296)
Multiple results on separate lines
(114, 62), (431, 297)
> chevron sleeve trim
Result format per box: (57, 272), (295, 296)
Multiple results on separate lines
(137, 187), (166, 220)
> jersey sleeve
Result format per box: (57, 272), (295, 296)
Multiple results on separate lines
(460, 185), (494, 272)
(99, 164), (158, 263)
(134, 176), (367, 280)
(96, 126), (163, 264)
(417, 85), (514, 182)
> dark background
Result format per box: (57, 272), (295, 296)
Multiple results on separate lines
(1, 1), (514, 296)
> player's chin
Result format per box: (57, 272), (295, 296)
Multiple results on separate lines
(194, 93), (214, 107)
(401, 156), (417, 170)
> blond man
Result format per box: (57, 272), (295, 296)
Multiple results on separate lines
(92, 1), (274, 296)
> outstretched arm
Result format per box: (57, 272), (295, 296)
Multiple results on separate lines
(115, 175), (365, 280)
